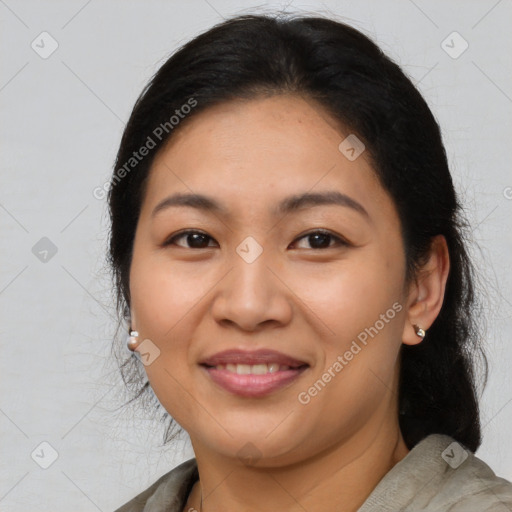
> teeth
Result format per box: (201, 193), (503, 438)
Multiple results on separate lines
(214, 363), (292, 374)
(268, 363), (280, 373)
(236, 364), (251, 375)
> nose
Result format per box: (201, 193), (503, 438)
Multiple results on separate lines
(210, 246), (293, 332)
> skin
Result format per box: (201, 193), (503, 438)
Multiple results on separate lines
(128, 94), (450, 512)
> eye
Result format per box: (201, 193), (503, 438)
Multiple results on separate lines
(163, 230), (218, 249)
(163, 229), (349, 250)
(290, 229), (349, 250)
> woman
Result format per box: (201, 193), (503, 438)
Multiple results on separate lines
(109, 13), (512, 512)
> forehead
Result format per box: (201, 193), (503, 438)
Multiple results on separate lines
(140, 94), (393, 223)
(156, 94), (354, 169)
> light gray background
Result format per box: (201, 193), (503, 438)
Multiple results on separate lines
(1, 1), (511, 510)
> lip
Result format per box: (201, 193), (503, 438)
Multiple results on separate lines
(199, 349), (309, 398)
(200, 349), (308, 367)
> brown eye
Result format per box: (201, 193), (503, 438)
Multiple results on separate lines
(164, 230), (217, 249)
(291, 230), (349, 250)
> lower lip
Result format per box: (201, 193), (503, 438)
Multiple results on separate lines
(201, 366), (308, 398)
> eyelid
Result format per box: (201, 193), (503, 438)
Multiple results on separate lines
(291, 229), (351, 249)
(163, 229), (217, 248)
(163, 228), (351, 250)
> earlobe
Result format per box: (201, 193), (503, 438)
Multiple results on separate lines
(402, 235), (450, 346)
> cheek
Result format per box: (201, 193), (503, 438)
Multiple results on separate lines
(129, 257), (202, 422)
(130, 255), (208, 338)
(294, 258), (404, 430)
(128, 254), (215, 388)
(291, 251), (404, 346)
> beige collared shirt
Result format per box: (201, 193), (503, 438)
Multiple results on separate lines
(115, 434), (512, 511)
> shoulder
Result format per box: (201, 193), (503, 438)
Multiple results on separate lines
(430, 435), (512, 512)
(433, 436), (512, 512)
(359, 434), (512, 512)
(114, 458), (198, 512)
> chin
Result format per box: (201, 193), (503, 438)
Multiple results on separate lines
(187, 417), (316, 467)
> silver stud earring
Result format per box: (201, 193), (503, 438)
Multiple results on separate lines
(127, 330), (139, 351)
(413, 325), (426, 339)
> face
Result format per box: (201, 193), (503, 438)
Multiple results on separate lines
(129, 94), (409, 467)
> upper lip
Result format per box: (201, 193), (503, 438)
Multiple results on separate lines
(200, 349), (309, 368)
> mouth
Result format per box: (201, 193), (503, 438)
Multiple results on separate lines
(199, 349), (309, 398)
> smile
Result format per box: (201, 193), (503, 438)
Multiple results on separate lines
(199, 349), (309, 397)
(212, 363), (292, 374)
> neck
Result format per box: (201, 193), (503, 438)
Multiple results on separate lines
(185, 418), (409, 512)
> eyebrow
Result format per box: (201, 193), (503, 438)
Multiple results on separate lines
(151, 191), (369, 219)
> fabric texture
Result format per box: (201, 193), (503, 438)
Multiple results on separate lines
(114, 434), (512, 511)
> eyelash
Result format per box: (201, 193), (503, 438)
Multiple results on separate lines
(162, 229), (350, 250)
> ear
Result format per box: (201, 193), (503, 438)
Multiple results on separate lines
(402, 235), (450, 346)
